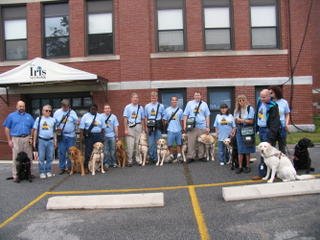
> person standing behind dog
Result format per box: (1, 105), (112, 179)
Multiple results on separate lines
(234, 95), (255, 173)
(33, 105), (57, 179)
(53, 99), (79, 175)
(102, 104), (119, 168)
(183, 92), (210, 162)
(123, 93), (145, 167)
(268, 86), (290, 154)
(79, 104), (106, 172)
(214, 103), (236, 166)
(255, 89), (281, 179)
(145, 91), (164, 164)
(3, 100), (34, 181)
(163, 96), (184, 162)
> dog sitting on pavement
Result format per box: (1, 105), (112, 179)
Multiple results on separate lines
(181, 133), (188, 163)
(197, 133), (217, 161)
(156, 138), (170, 166)
(7, 151), (33, 183)
(138, 131), (149, 166)
(68, 146), (85, 176)
(116, 139), (128, 168)
(257, 142), (315, 183)
(88, 142), (105, 175)
(293, 138), (315, 173)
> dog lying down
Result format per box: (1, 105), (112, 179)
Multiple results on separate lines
(257, 142), (315, 183)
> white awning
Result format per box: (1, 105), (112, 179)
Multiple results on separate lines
(0, 57), (97, 85)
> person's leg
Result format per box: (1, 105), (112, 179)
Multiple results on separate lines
(134, 125), (142, 164)
(197, 128), (207, 159)
(148, 131), (156, 162)
(243, 154), (251, 173)
(84, 136), (94, 169)
(236, 154), (244, 173)
(104, 137), (111, 167)
(218, 141), (225, 164)
(46, 141), (54, 174)
(11, 137), (20, 179)
(186, 129), (197, 160)
(109, 138), (116, 166)
(167, 132), (174, 160)
(126, 128), (135, 165)
(38, 139), (46, 175)
(65, 137), (76, 169)
(58, 137), (67, 170)
(278, 127), (287, 154)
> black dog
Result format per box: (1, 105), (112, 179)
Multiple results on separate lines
(7, 152), (32, 183)
(293, 138), (315, 173)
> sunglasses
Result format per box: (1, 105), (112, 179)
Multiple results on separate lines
(44, 109), (52, 112)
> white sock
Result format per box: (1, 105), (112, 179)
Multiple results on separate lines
(177, 153), (181, 157)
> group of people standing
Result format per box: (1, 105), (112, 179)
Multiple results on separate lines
(3, 86), (289, 181)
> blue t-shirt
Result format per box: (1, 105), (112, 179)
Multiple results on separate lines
(79, 113), (106, 133)
(276, 99), (290, 127)
(234, 106), (255, 122)
(144, 102), (164, 121)
(53, 108), (78, 137)
(123, 104), (145, 125)
(101, 113), (119, 138)
(163, 106), (183, 133)
(33, 116), (56, 139)
(257, 103), (268, 127)
(214, 114), (235, 141)
(183, 100), (210, 129)
(3, 111), (34, 136)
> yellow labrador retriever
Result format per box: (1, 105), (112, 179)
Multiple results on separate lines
(156, 138), (170, 166)
(138, 131), (149, 166)
(197, 133), (217, 161)
(88, 142), (105, 176)
(258, 142), (315, 183)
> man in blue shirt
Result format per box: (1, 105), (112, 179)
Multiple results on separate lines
(123, 93), (145, 166)
(145, 91), (164, 164)
(3, 100), (34, 181)
(53, 99), (79, 175)
(102, 104), (119, 168)
(183, 92), (210, 162)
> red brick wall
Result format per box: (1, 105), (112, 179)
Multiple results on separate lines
(70, 0), (86, 57)
(27, 2), (42, 58)
(186, 0), (203, 52)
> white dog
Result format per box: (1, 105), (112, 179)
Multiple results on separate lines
(88, 142), (105, 176)
(181, 133), (188, 163)
(257, 142), (315, 183)
(156, 138), (170, 166)
(138, 131), (148, 166)
(223, 137), (233, 165)
(197, 133), (217, 161)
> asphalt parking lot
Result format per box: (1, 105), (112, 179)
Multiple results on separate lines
(0, 145), (319, 240)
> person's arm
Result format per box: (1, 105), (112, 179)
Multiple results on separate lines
(267, 105), (281, 144)
(114, 126), (119, 141)
(183, 115), (188, 132)
(285, 113), (290, 131)
(4, 127), (13, 148)
(205, 116), (210, 133)
(124, 117), (129, 136)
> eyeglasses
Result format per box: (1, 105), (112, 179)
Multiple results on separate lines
(238, 99), (245, 102)
(44, 109), (52, 112)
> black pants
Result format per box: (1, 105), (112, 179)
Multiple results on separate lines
(84, 133), (103, 168)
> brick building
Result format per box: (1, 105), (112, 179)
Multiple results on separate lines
(0, 0), (319, 160)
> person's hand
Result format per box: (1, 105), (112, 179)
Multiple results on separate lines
(205, 127), (210, 134)
(8, 140), (13, 148)
(124, 129), (129, 136)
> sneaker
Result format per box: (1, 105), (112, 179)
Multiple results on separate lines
(59, 169), (66, 175)
(169, 154), (175, 162)
(127, 163), (133, 167)
(243, 167), (251, 173)
(46, 172), (54, 178)
(40, 173), (46, 179)
(220, 162), (225, 166)
(236, 168), (243, 174)
(112, 164), (118, 168)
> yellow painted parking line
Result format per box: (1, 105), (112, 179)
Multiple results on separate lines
(0, 192), (48, 229)
(188, 186), (210, 240)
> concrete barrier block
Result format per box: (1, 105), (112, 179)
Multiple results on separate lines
(47, 193), (164, 210)
(222, 179), (320, 201)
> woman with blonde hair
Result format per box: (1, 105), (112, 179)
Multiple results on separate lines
(234, 95), (255, 174)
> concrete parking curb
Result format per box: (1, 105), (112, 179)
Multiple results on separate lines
(222, 179), (320, 201)
(46, 192), (164, 210)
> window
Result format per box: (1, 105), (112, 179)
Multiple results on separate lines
(2, 6), (27, 60)
(250, 0), (278, 49)
(87, 0), (113, 55)
(44, 3), (69, 58)
(203, 0), (232, 50)
(156, 0), (184, 52)
(159, 88), (186, 109)
(208, 87), (234, 128)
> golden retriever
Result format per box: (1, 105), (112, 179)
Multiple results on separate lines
(69, 146), (85, 176)
(138, 131), (149, 166)
(197, 133), (217, 161)
(156, 138), (170, 166)
(257, 142), (315, 183)
(116, 140), (127, 168)
(88, 142), (105, 175)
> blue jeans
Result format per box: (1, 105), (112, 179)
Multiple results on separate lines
(58, 136), (76, 170)
(38, 139), (54, 174)
(104, 137), (116, 166)
(148, 129), (162, 162)
(218, 141), (229, 164)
